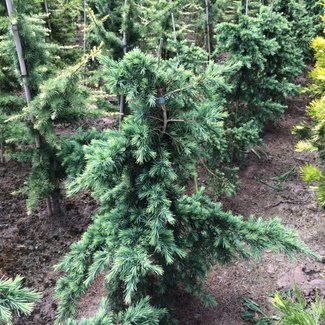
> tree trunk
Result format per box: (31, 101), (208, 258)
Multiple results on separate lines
(51, 188), (62, 217)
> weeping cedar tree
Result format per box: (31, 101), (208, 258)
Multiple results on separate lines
(294, 12), (325, 207)
(0, 276), (41, 325)
(3, 2), (61, 215)
(215, 8), (304, 161)
(12, 59), (103, 215)
(55, 50), (317, 324)
(5, 2), (103, 215)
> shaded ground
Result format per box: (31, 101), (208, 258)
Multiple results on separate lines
(0, 93), (324, 324)
(176, 94), (325, 324)
(0, 160), (96, 324)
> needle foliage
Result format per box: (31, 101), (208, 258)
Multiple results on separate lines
(55, 50), (316, 324)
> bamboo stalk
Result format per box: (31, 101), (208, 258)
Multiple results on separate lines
(5, 0), (41, 148)
(5, 0), (53, 216)
(43, 0), (52, 34)
(269, 0), (275, 16)
(205, 0), (211, 61)
(83, 0), (87, 55)
(119, 0), (129, 128)
(246, 0), (249, 15)
(122, 0), (127, 57)
(157, 37), (164, 66)
(169, 1), (180, 66)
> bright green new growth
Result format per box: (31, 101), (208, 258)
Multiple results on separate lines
(273, 287), (325, 325)
(294, 11), (325, 207)
(0, 276), (41, 325)
(55, 50), (316, 324)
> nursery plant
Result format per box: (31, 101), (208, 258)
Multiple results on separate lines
(55, 49), (316, 324)
(215, 8), (304, 160)
(274, 0), (316, 60)
(4, 0), (104, 215)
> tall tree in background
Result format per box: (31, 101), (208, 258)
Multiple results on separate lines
(303, 0), (324, 36)
(44, 0), (81, 64)
(86, 0), (141, 59)
(215, 8), (304, 161)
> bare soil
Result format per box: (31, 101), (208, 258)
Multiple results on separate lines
(0, 93), (324, 324)
(0, 161), (96, 324)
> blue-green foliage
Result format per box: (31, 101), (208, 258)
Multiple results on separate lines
(55, 50), (315, 324)
(60, 128), (112, 181)
(303, 0), (324, 36)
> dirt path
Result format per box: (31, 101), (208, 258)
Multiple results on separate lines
(176, 94), (325, 324)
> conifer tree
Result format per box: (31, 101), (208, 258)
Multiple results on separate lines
(13, 56), (103, 215)
(43, 0), (82, 64)
(55, 50), (316, 324)
(215, 8), (304, 160)
(4, 0), (103, 215)
(86, 0), (141, 59)
(304, 0), (323, 34)
(274, 0), (316, 60)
